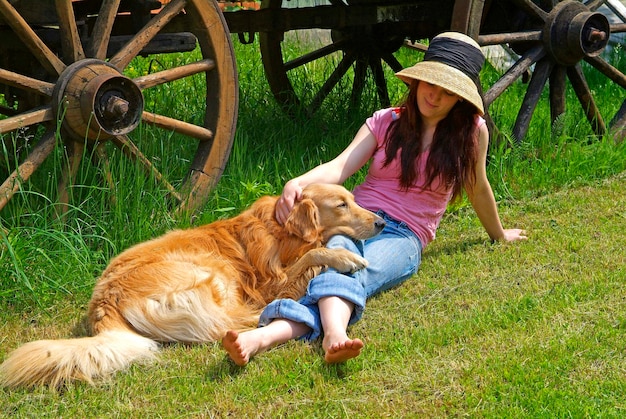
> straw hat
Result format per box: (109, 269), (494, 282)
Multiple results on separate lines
(395, 32), (485, 114)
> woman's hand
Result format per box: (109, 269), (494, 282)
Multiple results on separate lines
(275, 180), (303, 225)
(500, 228), (528, 242)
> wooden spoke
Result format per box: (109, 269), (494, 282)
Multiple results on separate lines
(512, 0), (549, 21)
(93, 144), (118, 207)
(350, 59), (367, 105)
(484, 45), (546, 107)
(513, 58), (553, 142)
(609, 100), (626, 140)
(585, 56), (626, 89)
(381, 51), (404, 73)
(93, 144), (115, 192)
(370, 57), (390, 107)
(283, 39), (347, 72)
(567, 64), (606, 136)
(133, 59), (216, 90)
(538, 1), (558, 14)
(0, 69), (54, 97)
(0, 0), (66, 75)
(0, 106), (54, 134)
(549, 66), (567, 123)
(109, 0), (186, 70)
(141, 111), (214, 142)
(612, 23), (626, 33)
(403, 40), (428, 52)
(86, 0), (122, 59)
(110, 135), (183, 202)
(55, 0), (85, 62)
(478, 31), (543, 46)
(309, 50), (357, 115)
(56, 140), (85, 218)
(0, 131), (57, 211)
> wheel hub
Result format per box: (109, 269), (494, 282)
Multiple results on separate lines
(543, 0), (610, 66)
(52, 59), (144, 142)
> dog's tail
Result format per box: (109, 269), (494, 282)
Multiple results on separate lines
(0, 329), (158, 388)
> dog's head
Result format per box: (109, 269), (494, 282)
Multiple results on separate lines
(284, 184), (385, 243)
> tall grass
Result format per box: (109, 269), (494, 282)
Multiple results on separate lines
(1, 34), (626, 416)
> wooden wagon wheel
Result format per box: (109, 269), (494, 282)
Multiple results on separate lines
(258, 0), (415, 116)
(259, 0), (625, 143)
(257, 0), (490, 117)
(0, 0), (238, 215)
(453, 0), (626, 142)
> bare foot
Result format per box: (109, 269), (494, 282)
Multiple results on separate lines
(324, 338), (364, 363)
(222, 330), (253, 366)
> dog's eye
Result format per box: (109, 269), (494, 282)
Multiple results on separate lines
(336, 202), (347, 209)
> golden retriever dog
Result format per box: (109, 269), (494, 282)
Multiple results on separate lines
(0, 184), (385, 388)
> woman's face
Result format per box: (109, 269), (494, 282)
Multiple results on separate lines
(415, 81), (461, 122)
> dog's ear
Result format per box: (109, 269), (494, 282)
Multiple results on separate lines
(284, 198), (321, 242)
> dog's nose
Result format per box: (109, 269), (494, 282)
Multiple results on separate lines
(374, 218), (386, 231)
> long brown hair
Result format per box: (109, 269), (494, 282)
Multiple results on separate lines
(383, 80), (481, 201)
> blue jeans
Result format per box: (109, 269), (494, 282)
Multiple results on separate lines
(259, 211), (423, 341)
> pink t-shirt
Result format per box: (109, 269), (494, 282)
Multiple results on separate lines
(353, 107), (484, 247)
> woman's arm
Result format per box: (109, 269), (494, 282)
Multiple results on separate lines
(275, 123), (378, 224)
(465, 124), (527, 242)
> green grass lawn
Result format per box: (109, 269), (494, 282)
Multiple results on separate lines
(1, 34), (626, 417)
(2, 172), (624, 417)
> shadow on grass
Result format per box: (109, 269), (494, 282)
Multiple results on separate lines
(201, 352), (252, 382)
(424, 237), (488, 259)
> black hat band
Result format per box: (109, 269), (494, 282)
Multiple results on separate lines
(424, 37), (485, 84)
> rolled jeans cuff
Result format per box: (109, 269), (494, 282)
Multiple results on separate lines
(259, 298), (320, 341)
(258, 271), (366, 341)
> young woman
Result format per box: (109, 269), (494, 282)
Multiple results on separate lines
(223, 32), (527, 366)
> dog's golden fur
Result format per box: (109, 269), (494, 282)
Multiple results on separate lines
(0, 184), (384, 388)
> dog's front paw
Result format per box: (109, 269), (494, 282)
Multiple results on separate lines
(344, 255), (368, 273)
(327, 249), (368, 273)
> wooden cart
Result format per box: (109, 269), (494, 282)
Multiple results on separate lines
(1, 0), (624, 215)
(228, 0), (626, 140)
